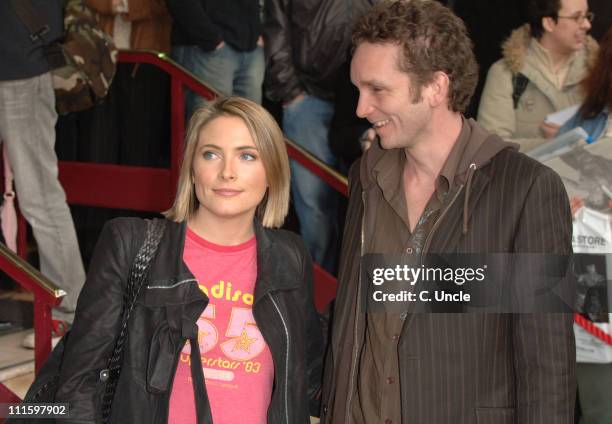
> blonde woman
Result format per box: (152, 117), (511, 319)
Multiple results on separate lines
(54, 97), (323, 423)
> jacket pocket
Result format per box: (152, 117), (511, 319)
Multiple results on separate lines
(475, 407), (515, 424)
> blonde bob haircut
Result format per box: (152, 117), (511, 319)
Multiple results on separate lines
(164, 96), (290, 228)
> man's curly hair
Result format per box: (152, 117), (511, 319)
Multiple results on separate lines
(352, 0), (478, 113)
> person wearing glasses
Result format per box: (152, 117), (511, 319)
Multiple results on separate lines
(478, 0), (598, 152)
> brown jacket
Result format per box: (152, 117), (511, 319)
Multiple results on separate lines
(320, 118), (576, 424)
(86, 0), (172, 53)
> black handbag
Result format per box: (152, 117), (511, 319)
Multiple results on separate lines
(9, 218), (166, 423)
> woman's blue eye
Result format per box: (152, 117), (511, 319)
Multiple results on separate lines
(203, 151), (217, 160)
(241, 152), (257, 161)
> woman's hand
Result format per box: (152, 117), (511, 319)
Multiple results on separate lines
(540, 121), (561, 139)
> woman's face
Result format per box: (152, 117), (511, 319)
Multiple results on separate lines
(192, 115), (268, 225)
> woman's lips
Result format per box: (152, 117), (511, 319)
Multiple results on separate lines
(213, 189), (242, 197)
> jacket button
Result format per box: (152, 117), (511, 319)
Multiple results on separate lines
(406, 247), (413, 254)
(387, 376), (395, 384)
(323, 405), (328, 414)
(99, 369), (109, 382)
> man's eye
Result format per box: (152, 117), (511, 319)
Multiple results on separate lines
(203, 151), (218, 160)
(240, 152), (257, 161)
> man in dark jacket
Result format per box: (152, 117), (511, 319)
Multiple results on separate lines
(0, 0), (85, 324)
(167, 0), (265, 117)
(321, 1), (576, 423)
(263, 0), (376, 273)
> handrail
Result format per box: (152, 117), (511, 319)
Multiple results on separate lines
(118, 50), (348, 196)
(0, 242), (64, 383)
(3, 49), (338, 403)
(284, 139), (348, 196)
(118, 50), (222, 100)
(0, 243), (65, 300)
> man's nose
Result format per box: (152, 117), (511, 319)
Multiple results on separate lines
(356, 94), (372, 119)
(581, 16), (592, 31)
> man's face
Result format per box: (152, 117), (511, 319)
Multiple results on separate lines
(546, 0), (591, 54)
(351, 42), (432, 150)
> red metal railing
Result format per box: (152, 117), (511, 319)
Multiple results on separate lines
(0, 243), (65, 404)
(56, 51), (347, 212)
(3, 47), (611, 408)
(56, 50), (343, 312)
(5, 50), (343, 402)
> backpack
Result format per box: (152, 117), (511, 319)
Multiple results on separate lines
(11, 0), (117, 115)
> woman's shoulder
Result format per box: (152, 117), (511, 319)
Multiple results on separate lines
(103, 216), (148, 231)
(98, 217), (172, 256)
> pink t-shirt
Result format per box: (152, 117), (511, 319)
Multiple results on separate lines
(168, 228), (274, 423)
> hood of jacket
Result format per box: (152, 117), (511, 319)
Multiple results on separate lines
(501, 24), (598, 74)
(359, 118), (519, 233)
(359, 118), (517, 234)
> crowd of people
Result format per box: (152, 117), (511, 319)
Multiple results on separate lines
(1, 0), (611, 423)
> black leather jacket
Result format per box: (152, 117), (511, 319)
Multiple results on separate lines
(55, 218), (323, 423)
(263, 0), (377, 103)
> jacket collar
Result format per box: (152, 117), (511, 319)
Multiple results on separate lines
(253, 220), (303, 304)
(360, 120), (515, 247)
(146, 219), (301, 304)
(501, 24), (598, 77)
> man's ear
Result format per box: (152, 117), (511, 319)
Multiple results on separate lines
(425, 71), (450, 108)
(542, 16), (557, 33)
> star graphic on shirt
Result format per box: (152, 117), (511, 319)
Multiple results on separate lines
(197, 330), (210, 346)
(232, 328), (257, 353)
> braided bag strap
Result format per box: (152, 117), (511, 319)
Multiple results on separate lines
(100, 218), (166, 422)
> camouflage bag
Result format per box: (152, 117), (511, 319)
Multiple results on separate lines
(12, 0), (118, 114)
(51, 0), (118, 114)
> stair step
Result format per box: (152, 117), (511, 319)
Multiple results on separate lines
(0, 330), (34, 372)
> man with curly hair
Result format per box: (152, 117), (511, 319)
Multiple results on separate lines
(320, 1), (575, 423)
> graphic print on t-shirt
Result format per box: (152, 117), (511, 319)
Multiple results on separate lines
(168, 229), (274, 424)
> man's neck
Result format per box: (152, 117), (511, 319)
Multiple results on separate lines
(537, 36), (573, 71)
(403, 111), (463, 182)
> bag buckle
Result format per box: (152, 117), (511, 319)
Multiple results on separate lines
(29, 25), (50, 42)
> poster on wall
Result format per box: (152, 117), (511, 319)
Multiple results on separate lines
(542, 136), (612, 363)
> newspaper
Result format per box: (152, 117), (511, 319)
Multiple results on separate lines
(545, 104), (580, 126)
(542, 135), (612, 363)
(527, 127), (589, 162)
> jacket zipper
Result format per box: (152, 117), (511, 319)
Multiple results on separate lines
(340, 180), (465, 422)
(343, 191), (367, 423)
(422, 183), (465, 256)
(268, 293), (290, 424)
